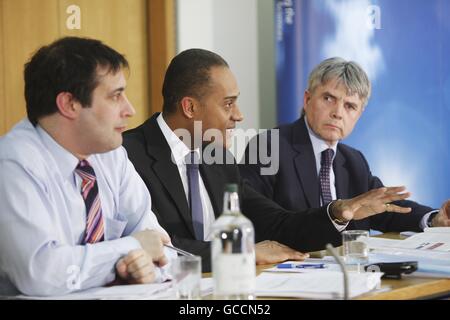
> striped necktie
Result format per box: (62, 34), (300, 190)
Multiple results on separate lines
(75, 160), (104, 244)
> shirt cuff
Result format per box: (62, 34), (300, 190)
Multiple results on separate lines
(326, 201), (349, 232)
(419, 210), (439, 230)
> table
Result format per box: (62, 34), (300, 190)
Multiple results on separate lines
(204, 233), (450, 300)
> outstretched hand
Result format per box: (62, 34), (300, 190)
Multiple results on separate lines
(332, 186), (412, 222)
(255, 240), (309, 265)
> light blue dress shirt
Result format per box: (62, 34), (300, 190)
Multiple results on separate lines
(0, 119), (173, 296)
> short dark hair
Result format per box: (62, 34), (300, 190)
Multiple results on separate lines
(24, 37), (129, 126)
(162, 48), (229, 114)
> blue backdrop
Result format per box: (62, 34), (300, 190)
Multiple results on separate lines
(275, 0), (450, 208)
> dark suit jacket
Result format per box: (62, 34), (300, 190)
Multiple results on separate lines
(123, 113), (346, 271)
(239, 116), (433, 233)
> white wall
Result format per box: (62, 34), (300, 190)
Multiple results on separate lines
(177, 0), (215, 51)
(177, 0), (277, 161)
(177, 0), (260, 160)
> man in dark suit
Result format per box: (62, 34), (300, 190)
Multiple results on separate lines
(240, 57), (450, 234)
(123, 50), (412, 271)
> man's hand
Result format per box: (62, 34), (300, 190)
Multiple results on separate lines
(431, 200), (450, 227)
(132, 230), (170, 267)
(255, 240), (309, 265)
(115, 249), (156, 284)
(332, 186), (412, 222)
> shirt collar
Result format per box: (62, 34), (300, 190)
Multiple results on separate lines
(156, 113), (199, 165)
(35, 124), (81, 181)
(304, 116), (337, 160)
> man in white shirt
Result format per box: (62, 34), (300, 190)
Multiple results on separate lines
(0, 37), (174, 297)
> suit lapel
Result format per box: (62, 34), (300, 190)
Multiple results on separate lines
(333, 146), (349, 200)
(143, 114), (195, 237)
(292, 118), (321, 208)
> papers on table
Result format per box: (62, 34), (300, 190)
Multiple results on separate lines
(14, 282), (175, 300)
(189, 258), (384, 300)
(12, 278), (215, 300)
(256, 270), (383, 299)
(364, 228), (450, 277)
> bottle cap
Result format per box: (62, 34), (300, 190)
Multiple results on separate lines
(224, 183), (238, 193)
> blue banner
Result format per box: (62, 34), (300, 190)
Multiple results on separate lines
(275, 0), (450, 207)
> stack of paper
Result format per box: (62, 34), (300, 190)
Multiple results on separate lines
(364, 228), (450, 277)
(14, 282), (174, 300)
(256, 271), (383, 299)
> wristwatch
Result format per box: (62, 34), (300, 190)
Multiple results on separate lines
(329, 200), (349, 225)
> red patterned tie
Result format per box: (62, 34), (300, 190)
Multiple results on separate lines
(75, 160), (104, 244)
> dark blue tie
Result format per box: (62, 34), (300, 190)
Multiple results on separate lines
(186, 152), (204, 240)
(319, 148), (334, 205)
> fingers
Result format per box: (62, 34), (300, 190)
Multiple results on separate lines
(255, 241), (309, 264)
(133, 273), (156, 285)
(154, 254), (169, 267)
(384, 186), (407, 194)
(128, 260), (155, 284)
(148, 229), (171, 245)
(115, 258), (128, 279)
(382, 192), (411, 203)
(442, 200), (450, 219)
(384, 203), (411, 214)
(288, 250), (310, 261)
(276, 242), (309, 260)
(433, 201), (450, 227)
(132, 230), (170, 266)
(159, 232), (171, 245)
(152, 236), (169, 267)
(274, 241), (309, 261)
(118, 249), (157, 284)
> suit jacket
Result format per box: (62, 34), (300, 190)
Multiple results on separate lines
(239, 116), (433, 233)
(123, 113), (345, 271)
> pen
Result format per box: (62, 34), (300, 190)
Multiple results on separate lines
(164, 244), (195, 257)
(276, 263), (326, 269)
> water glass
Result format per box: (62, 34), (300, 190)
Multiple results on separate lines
(171, 255), (202, 299)
(342, 230), (369, 266)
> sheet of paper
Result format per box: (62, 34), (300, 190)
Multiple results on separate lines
(364, 236), (450, 264)
(364, 233), (450, 277)
(255, 271), (382, 299)
(400, 232), (450, 251)
(14, 282), (174, 300)
(424, 227), (450, 234)
(366, 230), (450, 252)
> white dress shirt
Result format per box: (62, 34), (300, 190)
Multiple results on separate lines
(156, 114), (216, 241)
(0, 119), (174, 296)
(304, 117), (436, 231)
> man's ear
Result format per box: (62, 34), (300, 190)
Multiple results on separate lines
(55, 92), (80, 120)
(303, 90), (311, 111)
(180, 97), (196, 119)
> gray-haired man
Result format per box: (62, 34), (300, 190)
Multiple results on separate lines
(241, 57), (450, 234)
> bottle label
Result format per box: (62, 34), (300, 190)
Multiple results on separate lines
(213, 253), (256, 295)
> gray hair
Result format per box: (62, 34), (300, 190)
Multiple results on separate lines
(307, 57), (371, 107)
